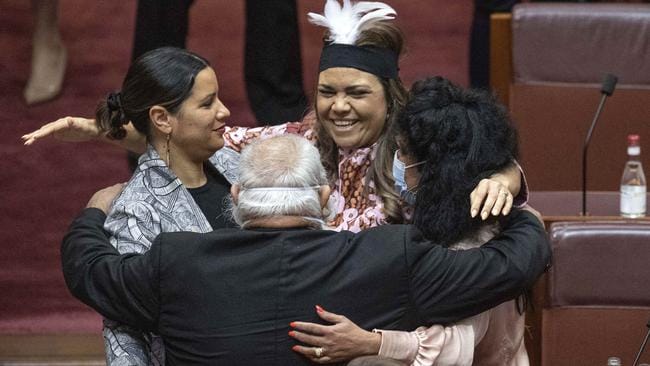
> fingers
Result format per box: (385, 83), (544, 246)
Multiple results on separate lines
(491, 188), (508, 216)
(290, 321), (328, 336)
(501, 193), (514, 216)
(470, 179), (513, 220)
(315, 305), (346, 323)
(22, 117), (72, 145)
(86, 183), (126, 212)
(469, 179), (489, 218)
(289, 329), (323, 347)
(291, 345), (332, 363)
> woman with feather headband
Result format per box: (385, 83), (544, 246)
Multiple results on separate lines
(23, 0), (523, 232)
(290, 78), (534, 365)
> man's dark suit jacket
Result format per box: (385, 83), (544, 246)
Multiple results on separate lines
(62, 208), (550, 365)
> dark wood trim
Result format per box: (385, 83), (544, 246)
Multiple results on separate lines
(490, 13), (513, 108)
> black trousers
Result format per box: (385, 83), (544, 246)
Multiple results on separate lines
(244, 0), (308, 125)
(131, 0), (194, 61)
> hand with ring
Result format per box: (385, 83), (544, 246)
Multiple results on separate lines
(290, 305), (381, 363)
(314, 347), (324, 358)
(470, 178), (514, 220)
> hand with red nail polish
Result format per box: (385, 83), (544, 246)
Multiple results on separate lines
(289, 305), (381, 363)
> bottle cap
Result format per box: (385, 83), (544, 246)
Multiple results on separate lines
(628, 134), (641, 156)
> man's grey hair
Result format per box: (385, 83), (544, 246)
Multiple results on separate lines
(231, 135), (331, 228)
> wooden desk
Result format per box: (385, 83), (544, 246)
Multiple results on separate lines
(528, 191), (650, 226)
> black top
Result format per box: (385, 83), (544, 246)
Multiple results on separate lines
(187, 163), (234, 229)
(62, 208), (550, 366)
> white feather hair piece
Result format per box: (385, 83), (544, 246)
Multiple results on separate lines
(307, 0), (396, 45)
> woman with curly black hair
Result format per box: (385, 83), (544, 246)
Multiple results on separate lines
(288, 77), (534, 365)
(397, 76), (519, 248)
(381, 76), (529, 365)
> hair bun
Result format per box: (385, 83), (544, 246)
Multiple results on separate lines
(106, 91), (123, 113)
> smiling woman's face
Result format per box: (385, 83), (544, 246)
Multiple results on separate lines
(316, 67), (388, 149)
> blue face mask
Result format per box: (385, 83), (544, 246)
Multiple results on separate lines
(392, 150), (425, 206)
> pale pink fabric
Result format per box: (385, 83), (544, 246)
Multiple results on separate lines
(377, 226), (529, 366)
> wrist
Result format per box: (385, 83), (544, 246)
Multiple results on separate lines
(362, 330), (382, 355)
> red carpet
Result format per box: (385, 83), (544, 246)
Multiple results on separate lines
(0, 0), (471, 334)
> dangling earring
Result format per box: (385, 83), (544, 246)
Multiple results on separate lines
(165, 133), (171, 168)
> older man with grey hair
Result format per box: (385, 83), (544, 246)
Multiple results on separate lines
(231, 134), (333, 229)
(62, 135), (550, 365)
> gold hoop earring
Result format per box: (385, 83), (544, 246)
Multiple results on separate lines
(165, 133), (171, 168)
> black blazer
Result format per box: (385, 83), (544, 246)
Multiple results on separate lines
(62, 208), (550, 365)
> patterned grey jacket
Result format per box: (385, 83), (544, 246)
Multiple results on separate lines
(101, 145), (240, 366)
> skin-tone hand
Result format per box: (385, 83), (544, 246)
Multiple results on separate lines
(22, 116), (101, 145)
(289, 305), (381, 364)
(470, 178), (514, 220)
(470, 163), (522, 220)
(86, 183), (125, 214)
(22, 116), (147, 154)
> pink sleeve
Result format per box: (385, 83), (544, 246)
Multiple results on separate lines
(223, 112), (317, 152)
(223, 121), (309, 152)
(513, 160), (529, 208)
(376, 312), (491, 366)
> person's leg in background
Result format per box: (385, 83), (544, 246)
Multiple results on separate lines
(127, 0), (194, 171)
(131, 0), (194, 61)
(244, 0), (308, 125)
(469, 0), (520, 89)
(24, 0), (67, 105)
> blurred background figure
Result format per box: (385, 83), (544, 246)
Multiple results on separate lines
(24, 0), (67, 105)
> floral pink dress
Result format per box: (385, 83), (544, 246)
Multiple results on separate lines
(223, 116), (388, 232)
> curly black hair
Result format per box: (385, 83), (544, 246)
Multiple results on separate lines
(396, 76), (519, 246)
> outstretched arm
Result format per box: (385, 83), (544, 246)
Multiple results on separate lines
(22, 117), (147, 154)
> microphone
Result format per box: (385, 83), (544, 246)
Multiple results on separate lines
(582, 73), (618, 216)
(632, 318), (650, 366)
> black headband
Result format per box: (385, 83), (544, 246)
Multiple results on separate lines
(319, 44), (399, 79)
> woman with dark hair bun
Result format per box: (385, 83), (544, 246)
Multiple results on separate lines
(91, 47), (237, 365)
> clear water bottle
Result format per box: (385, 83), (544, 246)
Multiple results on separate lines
(620, 134), (646, 218)
(607, 356), (622, 366)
